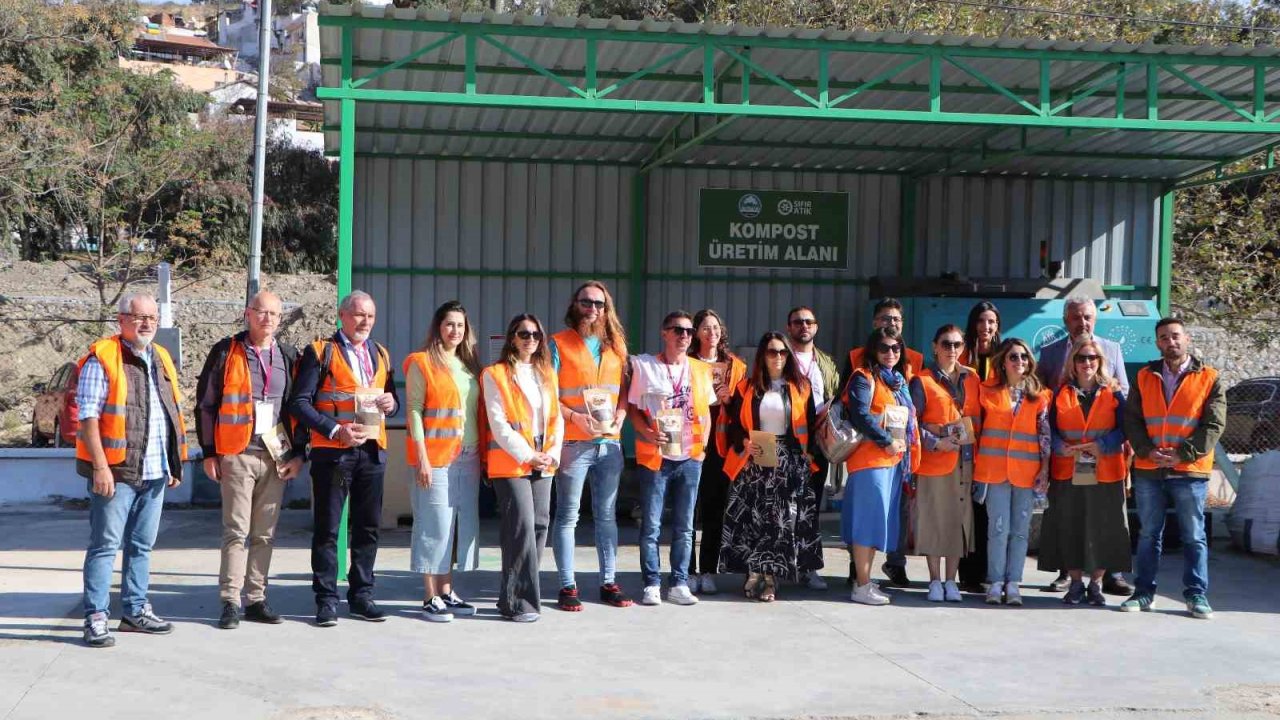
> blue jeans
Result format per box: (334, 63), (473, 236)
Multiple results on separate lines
(985, 481), (1035, 584)
(552, 441), (624, 587)
(1133, 476), (1209, 598)
(82, 477), (167, 618)
(639, 458), (702, 588)
(409, 447), (482, 575)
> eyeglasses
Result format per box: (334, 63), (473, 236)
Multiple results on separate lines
(577, 298), (606, 310)
(765, 348), (790, 358)
(515, 330), (543, 341)
(247, 307), (281, 319)
(789, 318), (817, 327)
(876, 315), (904, 325)
(1074, 354), (1101, 364)
(939, 340), (965, 350)
(666, 326), (695, 337)
(877, 343), (902, 354)
(122, 313), (158, 325)
(1007, 352), (1031, 362)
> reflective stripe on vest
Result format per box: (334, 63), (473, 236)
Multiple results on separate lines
(634, 358), (713, 471)
(214, 341), (254, 455)
(974, 380), (1047, 488)
(915, 367), (980, 477)
(403, 352), (469, 467)
(309, 339), (389, 450)
(1050, 385), (1127, 483)
(1132, 365), (1217, 474)
(552, 329), (625, 442)
(76, 336), (188, 466)
(483, 362), (560, 478)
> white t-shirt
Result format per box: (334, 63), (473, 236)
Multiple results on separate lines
(759, 380), (789, 435)
(792, 349), (827, 410)
(628, 353), (715, 461)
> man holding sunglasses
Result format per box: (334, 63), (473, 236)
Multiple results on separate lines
(785, 306), (840, 590)
(548, 281), (632, 611)
(626, 311), (716, 607)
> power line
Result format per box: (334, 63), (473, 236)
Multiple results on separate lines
(926, 0), (1280, 35)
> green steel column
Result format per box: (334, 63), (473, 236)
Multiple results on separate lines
(900, 177), (918, 274)
(1158, 188), (1174, 317)
(628, 172), (648, 345)
(336, 28), (355, 583)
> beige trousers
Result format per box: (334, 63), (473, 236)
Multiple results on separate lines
(218, 451), (286, 605)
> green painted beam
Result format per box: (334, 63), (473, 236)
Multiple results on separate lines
(899, 179), (918, 274)
(351, 265), (869, 286)
(1158, 190), (1174, 316)
(628, 175), (647, 347)
(1173, 163), (1280, 189)
(315, 85), (1280, 134)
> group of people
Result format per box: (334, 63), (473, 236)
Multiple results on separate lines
(74, 284), (1226, 648)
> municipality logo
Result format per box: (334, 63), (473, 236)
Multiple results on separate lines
(738, 194), (762, 218)
(1032, 325), (1068, 352)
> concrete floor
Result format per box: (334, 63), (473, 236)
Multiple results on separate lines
(1, 505), (1279, 720)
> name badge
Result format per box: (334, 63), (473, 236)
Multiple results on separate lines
(254, 401), (275, 436)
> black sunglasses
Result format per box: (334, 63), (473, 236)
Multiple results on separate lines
(1007, 352), (1031, 362)
(765, 348), (790, 358)
(939, 340), (965, 350)
(515, 330), (543, 341)
(877, 343), (902, 354)
(1074, 354), (1101, 363)
(789, 318), (817, 327)
(666, 326), (695, 336)
(577, 298), (606, 310)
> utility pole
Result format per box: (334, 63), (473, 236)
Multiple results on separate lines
(246, 0), (272, 303)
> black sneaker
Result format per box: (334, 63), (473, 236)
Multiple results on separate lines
(880, 563), (910, 588)
(119, 604), (174, 635)
(846, 559), (856, 587)
(422, 596), (454, 623)
(442, 591), (477, 617)
(349, 600), (387, 622)
(557, 586), (583, 612)
(1062, 580), (1086, 605)
(1102, 572), (1134, 596)
(1087, 582), (1107, 606)
(599, 583), (634, 608)
(218, 602), (241, 629)
(83, 611), (115, 648)
(244, 600), (283, 624)
(1046, 572), (1071, 592)
(316, 604), (338, 627)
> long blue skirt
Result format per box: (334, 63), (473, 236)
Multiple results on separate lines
(840, 463), (904, 550)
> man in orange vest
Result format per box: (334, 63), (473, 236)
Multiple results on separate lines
(843, 298), (924, 588)
(1121, 318), (1225, 619)
(288, 290), (399, 627)
(195, 290), (304, 630)
(77, 293), (188, 648)
(549, 281), (632, 611)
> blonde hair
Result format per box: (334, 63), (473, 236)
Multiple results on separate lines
(1061, 336), (1120, 392)
(991, 338), (1046, 395)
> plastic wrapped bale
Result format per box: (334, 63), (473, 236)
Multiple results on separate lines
(1228, 450), (1280, 555)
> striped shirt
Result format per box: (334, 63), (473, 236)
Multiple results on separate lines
(78, 345), (171, 481)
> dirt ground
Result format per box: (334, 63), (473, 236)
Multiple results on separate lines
(0, 259), (337, 447)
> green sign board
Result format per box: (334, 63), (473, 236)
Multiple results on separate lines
(698, 189), (850, 270)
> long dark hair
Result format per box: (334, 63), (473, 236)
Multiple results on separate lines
(563, 280), (628, 357)
(689, 308), (732, 362)
(748, 332), (809, 395)
(498, 314), (552, 384)
(860, 327), (907, 375)
(420, 300), (481, 377)
(964, 300), (1002, 356)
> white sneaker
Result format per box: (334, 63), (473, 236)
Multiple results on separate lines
(868, 582), (891, 602)
(943, 580), (962, 603)
(926, 580), (944, 602)
(700, 574), (719, 595)
(1005, 583), (1023, 606)
(687, 574), (701, 593)
(641, 585), (662, 606)
(804, 573), (829, 591)
(667, 585), (699, 606)
(986, 581), (1005, 605)
(850, 582), (890, 606)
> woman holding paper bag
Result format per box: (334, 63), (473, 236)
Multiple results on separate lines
(1038, 336), (1131, 606)
(909, 324), (981, 603)
(687, 308), (747, 595)
(718, 332), (821, 602)
(841, 328), (918, 606)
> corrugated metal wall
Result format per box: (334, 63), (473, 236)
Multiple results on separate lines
(915, 176), (1160, 291)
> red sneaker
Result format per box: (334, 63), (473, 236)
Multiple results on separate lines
(599, 583), (634, 608)
(557, 586), (584, 612)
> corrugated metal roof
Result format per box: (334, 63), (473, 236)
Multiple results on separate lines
(318, 2), (1280, 180)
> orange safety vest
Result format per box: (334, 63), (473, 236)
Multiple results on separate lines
(402, 351), (472, 467)
(75, 336), (188, 466)
(844, 368), (918, 474)
(915, 366), (981, 477)
(974, 379), (1049, 487)
(1050, 385), (1127, 482)
(635, 357), (714, 471)
(1132, 364), (1218, 474)
(308, 338), (389, 450)
(848, 346), (924, 381)
(552, 329), (625, 442)
(711, 355), (749, 456)
(214, 341), (256, 455)
(483, 362), (560, 479)
(722, 379), (817, 481)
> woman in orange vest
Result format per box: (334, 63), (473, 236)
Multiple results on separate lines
(481, 314), (564, 623)
(687, 308), (747, 596)
(718, 332), (821, 602)
(956, 300), (1002, 594)
(909, 324), (981, 603)
(841, 327), (918, 606)
(974, 338), (1051, 606)
(1037, 336), (1131, 606)
(404, 301), (484, 622)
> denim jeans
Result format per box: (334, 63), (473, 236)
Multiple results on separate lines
(82, 476), (167, 618)
(984, 480), (1035, 584)
(409, 447), (482, 575)
(639, 458), (702, 588)
(552, 440), (624, 587)
(1133, 476), (1209, 598)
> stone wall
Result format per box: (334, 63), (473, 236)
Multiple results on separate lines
(1188, 324), (1280, 389)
